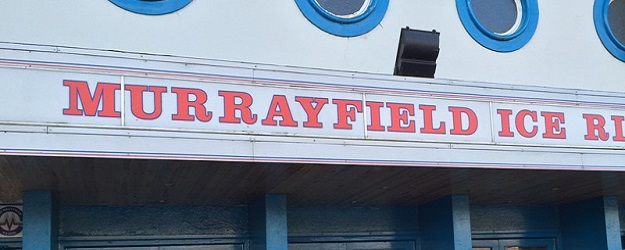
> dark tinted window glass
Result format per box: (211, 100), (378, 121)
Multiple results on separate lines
(609, 0), (625, 44)
(471, 0), (519, 34)
(505, 247), (547, 250)
(315, 0), (367, 16)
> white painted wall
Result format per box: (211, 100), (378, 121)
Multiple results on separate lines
(0, 0), (623, 92)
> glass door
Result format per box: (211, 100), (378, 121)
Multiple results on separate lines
(473, 238), (555, 250)
(289, 241), (415, 250)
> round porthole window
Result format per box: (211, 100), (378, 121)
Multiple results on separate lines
(294, 0), (389, 37)
(456, 0), (539, 52)
(108, 0), (193, 15)
(594, 0), (625, 61)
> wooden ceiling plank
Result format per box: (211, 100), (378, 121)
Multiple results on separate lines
(0, 156), (22, 202)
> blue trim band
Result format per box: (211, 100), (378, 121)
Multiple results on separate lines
(456, 0), (539, 52)
(594, 0), (625, 62)
(108, 0), (193, 15)
(295, 0), (389, 37)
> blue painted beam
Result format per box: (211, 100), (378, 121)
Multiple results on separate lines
(248, 194), (288, 250)
(560, 196), (622, 250)
(419, 195), (472, 250)
(22, 191), (58, 250)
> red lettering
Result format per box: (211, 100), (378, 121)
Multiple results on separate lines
(448, 107), (478, 135)
(612, 116), (625, 141)
(295, 97), (328, 128)
(219, 91), (257, 124)
(126, 85), (167, 120)
(386, 102), (415, 133)
(171, 87), (212, 122)
(497, 109), (514, 137)
(419, 105), (445, 134)
(366, 101), (385, 132)
(333, 99), (363, 130)
(583, 114), (609, 141)
(262, 95), (298, 127)
(516, 110), (538, 138)
(63, 80), (120, 117)
(541, 112), (566, 139)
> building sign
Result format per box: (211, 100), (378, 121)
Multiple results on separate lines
(0, 66), (622, 149)
(0, 205), (22, 238)
(0, 51), (624, 170)
(54, 78), (625, 148)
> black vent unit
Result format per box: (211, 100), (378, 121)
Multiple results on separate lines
(394, 27), (440, 78)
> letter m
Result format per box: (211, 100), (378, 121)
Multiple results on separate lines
(63, 80), (120, 117)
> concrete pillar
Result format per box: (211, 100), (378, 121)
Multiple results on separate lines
(248, 194), (288, 250)
(560, 196), (622, 250)
(22, 191), (58, 250)
(419, 195), (472, 250)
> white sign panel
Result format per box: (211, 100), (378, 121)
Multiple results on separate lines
(1, 47), (625, 171)
(2, 66), (625, 148)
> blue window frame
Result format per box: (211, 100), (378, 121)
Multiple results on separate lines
(294, 0), (390, 37)
(456, 0), (539, 52)
(594, 0), (625, 62)
(108, 0), (193, 15)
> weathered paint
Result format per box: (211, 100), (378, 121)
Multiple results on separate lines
(471, 205), (560, 237)
(560, 197), (623, 250)
(288, 207), (418, 237)
(419, 195), (472, 250)
(22, 191), (58, 250)
(11, 202), (625, 249)
(59, 206), (248, 237)
(288, 207), (419, 249)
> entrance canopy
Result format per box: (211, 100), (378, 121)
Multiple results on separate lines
(1, 156), (625, 206)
